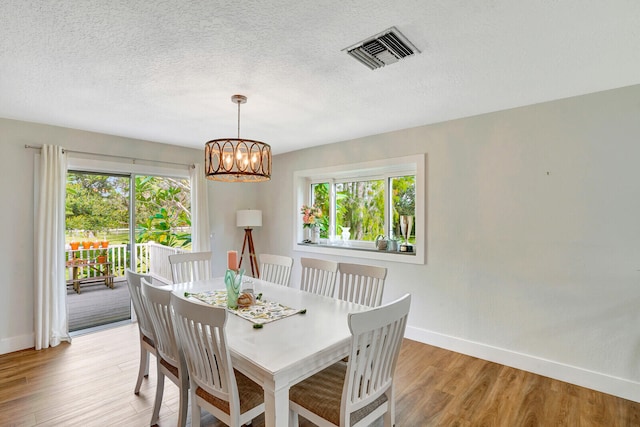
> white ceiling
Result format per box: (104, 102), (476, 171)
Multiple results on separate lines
(1, 1), (639, 155)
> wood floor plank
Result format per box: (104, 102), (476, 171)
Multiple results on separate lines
(1, 323), (639, 426)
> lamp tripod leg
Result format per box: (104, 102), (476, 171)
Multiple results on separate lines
(239, 231), (249, 269)
(239, 228), (260, 278)
(247, 230), (260, 278)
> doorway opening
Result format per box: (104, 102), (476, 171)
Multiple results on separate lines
(65, 171), (191, 333)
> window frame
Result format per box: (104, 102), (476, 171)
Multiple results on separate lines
(293, 154), (425, 265)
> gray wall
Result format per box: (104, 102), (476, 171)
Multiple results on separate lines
(0, 118), (260, 353)
(256, 84), (640, 401)
(1, 84), (639, 401)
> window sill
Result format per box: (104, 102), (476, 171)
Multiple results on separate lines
(294, 241), (423, 265)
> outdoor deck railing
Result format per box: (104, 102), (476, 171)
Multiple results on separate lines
(65, 242), (187, 285)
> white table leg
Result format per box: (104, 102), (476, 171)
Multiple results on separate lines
(262, 379), (290, 427)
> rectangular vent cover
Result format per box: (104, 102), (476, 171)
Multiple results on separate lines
(344, 27), (420, 70)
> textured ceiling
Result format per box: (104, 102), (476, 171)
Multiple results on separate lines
(1, 1), (639, 154)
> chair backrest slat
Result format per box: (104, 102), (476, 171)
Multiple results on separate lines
(337, 262), (387, 307)
(259, 254), (293, 286)
(169, 251), (213, 284)
(171, 293), (240, 418)
(125, 269), (154, 340)
(141, 279), (180, 367)
(343, 294), (411, 419)
(300, 257), (339, 297)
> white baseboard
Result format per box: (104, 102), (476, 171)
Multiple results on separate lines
(0, 333), (34, 355)
(405, 326), (640, 403)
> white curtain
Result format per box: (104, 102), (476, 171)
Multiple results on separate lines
(34, 145), (70, 350)
(190, 163), (211, 252)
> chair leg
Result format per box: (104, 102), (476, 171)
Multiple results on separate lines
(134, 342), (148, 394)
(144, 349), (150, 377)
(177, 373), (189, 427)
(290, 410), (299, 427)
(383, 386), (395, 427)
(191, 389), (201, 427)
(150, 364), (165, 426)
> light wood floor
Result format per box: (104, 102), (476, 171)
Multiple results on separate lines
(1, 323), (639, 426)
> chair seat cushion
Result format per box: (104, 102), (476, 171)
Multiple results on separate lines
(159, 357), (179, 379)
(290, 362), (388, 426)
(196, 369), (264, 414)
(142, 334), (155, 348)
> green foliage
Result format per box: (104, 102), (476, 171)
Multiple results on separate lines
(307, 175), (416, 244)
(66, 172), (191, 249)
(336, 180), (384, 241)
(134, 175), (191, 248)
(311, 183), (330, 238)
(391, 176), (416, 240)
(66, 173), (130, 233)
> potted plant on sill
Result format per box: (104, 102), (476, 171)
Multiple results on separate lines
(300, 204), (322, 243)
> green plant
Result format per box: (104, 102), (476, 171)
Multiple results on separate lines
(395, 184), (415, 216)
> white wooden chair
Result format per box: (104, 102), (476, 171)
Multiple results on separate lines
(125, 269), (156, 395)
(300, 257), (339, 297)
(169, 251), (213, 284)
(289, 294), (411, 427)
(171, 293), (265, 426)
(141, 279), (189, 427)
(336, 262), (387, 307)
(259, 254), (293, 286)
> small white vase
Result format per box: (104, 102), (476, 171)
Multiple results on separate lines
(341, 227), (350, 244)
(312, 226), (320, 244)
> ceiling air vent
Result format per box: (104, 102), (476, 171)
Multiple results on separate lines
(343, 26), (420, 70)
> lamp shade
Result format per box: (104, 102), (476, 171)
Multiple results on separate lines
(237, 210), (262, 228)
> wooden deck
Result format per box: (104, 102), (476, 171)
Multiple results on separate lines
(66, 278), (131, 332)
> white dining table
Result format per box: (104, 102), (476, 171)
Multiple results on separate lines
(171, 276), (368, 427)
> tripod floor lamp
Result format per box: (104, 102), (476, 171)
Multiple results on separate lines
(237, 209), (261, 278)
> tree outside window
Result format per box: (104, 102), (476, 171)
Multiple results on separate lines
(336, 180), (384, 241)
(391, 175), (415, 243)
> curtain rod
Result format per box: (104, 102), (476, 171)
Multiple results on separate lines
(24, 144), (195, 169)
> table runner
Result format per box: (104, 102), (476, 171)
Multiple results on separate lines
(185, 290), (305, 325)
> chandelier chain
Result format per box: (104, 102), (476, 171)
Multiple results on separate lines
(237, 100), (241, 139)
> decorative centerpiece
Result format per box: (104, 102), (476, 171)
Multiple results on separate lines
(237, 292), (255, 308)
(300, 204), (322, 243)
(224, 268), (244, 309)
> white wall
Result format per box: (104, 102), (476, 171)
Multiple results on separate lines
(257, 84), (640, 401)
(2, 84), (639, 402)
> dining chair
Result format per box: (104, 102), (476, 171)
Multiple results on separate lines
(124, 269), (156, 395)
(258, 253), (293, 286)
(336, 262), (387, 307)
(289, 293), (411, 427)
(171, 293), (265, 427)
(169, 251), (213, 284)
(141, 278), (189, 427)
(299, 257), (339, 297)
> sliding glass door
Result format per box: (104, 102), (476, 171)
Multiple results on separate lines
(65, 170), (192, 332)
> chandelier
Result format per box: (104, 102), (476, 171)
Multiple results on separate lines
(205, 95), (272, 182)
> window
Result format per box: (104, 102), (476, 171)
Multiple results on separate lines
(391, 175), (416, 243)
(294, 154), (425, 265)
